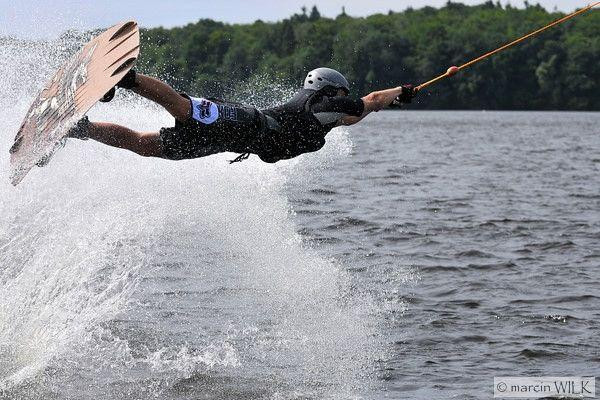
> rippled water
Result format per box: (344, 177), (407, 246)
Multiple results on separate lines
(288, 110), (600, 399)
(1, 37), (600, 400)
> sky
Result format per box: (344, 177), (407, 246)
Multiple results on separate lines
(0, 0), (592, 39)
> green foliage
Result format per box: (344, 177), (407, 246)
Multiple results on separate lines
(137, 4), (600, 110)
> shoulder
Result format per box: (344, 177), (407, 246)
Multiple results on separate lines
(263, 89), (316, 114)
(312, 96), (364, 117)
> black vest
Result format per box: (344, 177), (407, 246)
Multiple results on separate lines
(256, 89), (338, 163)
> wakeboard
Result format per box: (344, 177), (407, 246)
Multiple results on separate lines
(9, 20), (140, 186)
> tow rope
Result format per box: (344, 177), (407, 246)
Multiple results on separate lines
(417, 2), (600, 90)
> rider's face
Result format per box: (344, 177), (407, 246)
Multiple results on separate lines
(336, 88), (348, 97)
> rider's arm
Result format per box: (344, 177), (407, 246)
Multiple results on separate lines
(340, 86), (408, 126)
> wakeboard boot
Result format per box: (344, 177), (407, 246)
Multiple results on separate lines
(99, 87), (116, 103)
(35, 117), (92, 167)
(67, 116), (92, 140)
(99, 69), (138, 103)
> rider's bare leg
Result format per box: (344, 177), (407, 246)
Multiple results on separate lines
(78, 73), (188, 157)
(131, 74), (191, 121)
(85, 122), (162, 157)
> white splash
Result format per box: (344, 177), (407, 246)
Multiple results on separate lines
(0, 34), (383, 400)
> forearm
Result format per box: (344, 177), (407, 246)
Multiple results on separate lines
(340, 86), (405, 126)
(361, 86), (405, 112)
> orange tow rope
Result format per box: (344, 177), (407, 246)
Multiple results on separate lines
(416, 2), (600, 91)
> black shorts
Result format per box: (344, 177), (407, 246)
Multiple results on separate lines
(159, 119), (223, 161)
(159, 95), (262, 160)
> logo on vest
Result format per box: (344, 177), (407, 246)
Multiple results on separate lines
(190, 96), (219, 124)
(198, 100), (212, 118)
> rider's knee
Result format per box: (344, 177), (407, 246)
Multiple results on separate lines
(172, 97), (191, 121)
(135, 133), (162, 157)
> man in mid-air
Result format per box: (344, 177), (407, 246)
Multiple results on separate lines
(70, 68), (417, 163)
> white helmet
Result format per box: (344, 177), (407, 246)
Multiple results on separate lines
(304, 67), (350, 94)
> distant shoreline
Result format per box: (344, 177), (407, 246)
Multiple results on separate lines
(136, 3), (599, 111)
(3, 2), (599, 111)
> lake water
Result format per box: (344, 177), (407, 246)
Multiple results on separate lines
(1, 39), (600, 400)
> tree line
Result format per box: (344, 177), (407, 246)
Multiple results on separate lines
(137, 2), (600, 110)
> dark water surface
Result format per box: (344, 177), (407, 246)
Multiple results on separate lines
(1, 106), (599, 399)
(288, 111), (600, 399)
